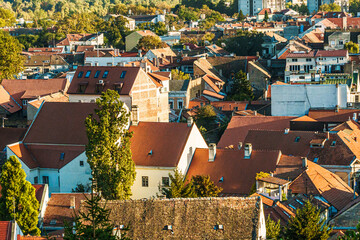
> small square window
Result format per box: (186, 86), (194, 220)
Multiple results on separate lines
(43, 176), (49, 184)
(120, 71), (127, 78)
(78, 71), (84, 78)
(85, 70), (91, 78)
(94, 70), (101, 78)
(80, 160), (84, 167)
(103, 71), (109, 78)
(22, 100), (28, 106)
(142, 176), (149, 187)
(162, 177), (169, 186)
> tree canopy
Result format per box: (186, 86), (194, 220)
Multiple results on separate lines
(0, 156), (40, 235)
(136, 35), (167, 51)
(227, 70), (254, 101)
(85, 89), (136, 200)
(319, 3), (341, 11)
(345, 41), (359, 54)
(266, 215), (281, 240)
(0, 8), (15, 27)
(0, 31), (24, 79)
(220, 30), (264, 56)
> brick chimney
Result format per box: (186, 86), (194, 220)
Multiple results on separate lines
(244, 143), (252, 159)
(302, 157), (308, 168)
(131, 105), (139, 126)
(209, 143), (216, 162)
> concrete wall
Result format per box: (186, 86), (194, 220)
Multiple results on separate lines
(271, 84), (349, 116)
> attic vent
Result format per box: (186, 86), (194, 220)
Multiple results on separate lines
(148, 150), (153, 155)
(60, 152), (65, 160)
(50, 220), (57, 225)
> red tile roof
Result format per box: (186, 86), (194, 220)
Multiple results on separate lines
(0, 128), (26, 150)
(202, 90), (225, 100)
(186, 148), (281, 195)
(258, 8), (272, 15)
(291, 115), (317, 122)
(0, 221), (11, 240)
(129, 122), (194, 167)
(289, 161), (356, 210)
(1, 78), (68, 109)
(210, 101), (248, 111)
(24, 102), (96, 145)
(315, 49), (348, 57)
(43, 193), (90, 227)
(308, 109), (360, 122)
(68, 66), (143, 95)
(218, 116), (295, 148)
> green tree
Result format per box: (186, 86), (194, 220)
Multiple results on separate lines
(0, 8), (15, 27)
(264, 10), (269, 22)
(350, 0), (360, 16)
(202, 32), (215, 43)
(340, 220), (360, 239)
(319, 3), (341, 11)
(228, 70), (254, 101)
(345, 41), (359, 53)
(103, 16), (129, 49)
(220, 30), (264, 56)
(63, 193), (129, 240)
(85, 89), (136, 200)
(283, 201), (331, 240)
(0, 31), (24, 79)
(136, 35), (167, 51)
(249, 171), (270, 195)
(0, 156), (40, 235)
(191, 175), (222, 197)
(266, 215), (281, 240)
(298, 3), (310, 15)
(171, 69), (190, 80)
(162, 168), (196, 198)
(238, 10), (245, 21)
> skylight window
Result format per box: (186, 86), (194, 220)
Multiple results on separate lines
(120, 71), (127, 78)
(331, 141), (336, 147)
(295, 199), (304, 205)
(78, 71), (84, 78)
(85, 70), (91, 78)
(219, 177), (224, 183)
(314, 157), (319, 163)
(103, 71), (109, 78)
(94, 70), (101, 78)
(60, 152), (65, 160)
(294, 137), (300, 142)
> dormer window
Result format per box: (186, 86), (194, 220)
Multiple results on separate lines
(94, 70), (101, 78)
(120, 71), (127, 78)
(310, 138), (326, 148)
(103, 71), (109, 78)
(78, 71), (84, 78)
(85, 70), (91, 78)
(95, 80), (104, 93)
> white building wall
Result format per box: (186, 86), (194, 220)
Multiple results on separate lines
(271, 84), (349, 116)
(59, 152), (92, 193)
(84, 56), (144, 66)
(178, 124), (208, 174)
(68, 94), (132, 110)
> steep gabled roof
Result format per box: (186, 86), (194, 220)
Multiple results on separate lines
(129, 122), (194, 167)
(68, 66), (142, 95)
(289, 161), (355, 210)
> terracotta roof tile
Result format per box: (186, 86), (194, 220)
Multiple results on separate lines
(202, 90), (225, 100)
(0, 128), (26, 150)
(68, 66), (142, 95)
(308, 109), (360, 122)
(289, 161), (356, 210)
(0, 221), (11, 240)
(259, 176), (290, 185)
(44, 193), (90, 227)
(211, 101), (247, 111)
(291, 115), (318, 122)
(186, 148), (281, 195)
(129, 122), (193, 167)
(218, 116), (295, 148)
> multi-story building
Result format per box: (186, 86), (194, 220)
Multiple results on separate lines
(238, 0), (285, 16)
(308, 0), (349, 15)
(285, 49), (349, 83)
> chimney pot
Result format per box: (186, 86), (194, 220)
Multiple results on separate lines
(244, 143), (252, 159)
(238, 142), (243, 150)
(284, 128), (290, 134)
(70, 196), (75, 209)
(302, 157), (308, 168)
(209, 143), (216, 162)
(187, 117), (193, 127)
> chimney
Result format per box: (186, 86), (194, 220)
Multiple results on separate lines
(187, 116), (193, 127)
(343, 16), (347, 29)
(70, 196), (75, 209)
(284, 128), (290, 134)
(254, 110), (257, 116)
(238, 142), (243, 150)
(353, 113), (357, 121)
(209, 143), (216, 162)
(131, 105), (139, 126)
(336, 105), (339, 112)
(244, 143), (252, 159)
(302, 157), (308, 168)
(131, 62), (136, 67)
(138, 49), (142, 57)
